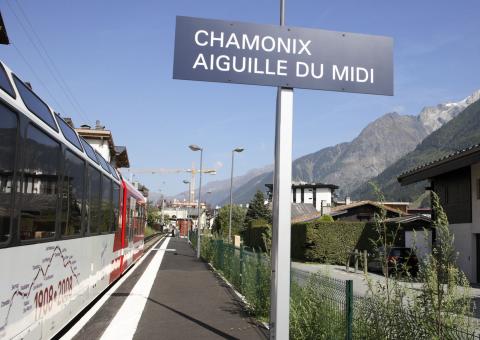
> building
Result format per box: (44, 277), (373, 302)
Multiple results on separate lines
(74, 120), (130, 168)
(398, 144), (480, 282)
(265, 182), (338, 213)
(329, 200), (406, 222)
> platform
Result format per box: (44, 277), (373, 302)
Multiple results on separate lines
(62, 236), (268, 340)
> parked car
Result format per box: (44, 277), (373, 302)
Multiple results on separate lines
(368, 247), (419, 276)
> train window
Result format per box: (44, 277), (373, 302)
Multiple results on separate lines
(112, 183), (120, 233)
(55, 115), (83, 151)
(80, 138), (99, 164)
(0, 105), (18, 244)
(95, 151), (110, 172)
(20, 125), (60, 241)
(100, 176), (112, 233)
(107, 163), (119, 180)
(13, 75), (58, 132)
(60, 150), (85, 237)
(88, 165), (101, 234)
(0, 63), (15, 98)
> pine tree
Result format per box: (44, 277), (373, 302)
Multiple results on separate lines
(244, 190), (272, 228)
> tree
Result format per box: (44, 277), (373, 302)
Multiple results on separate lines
(244, 190), (272, 228)
(211, 205), (246, 239)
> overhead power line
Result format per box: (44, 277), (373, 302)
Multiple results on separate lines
(6, 0), (91, 124)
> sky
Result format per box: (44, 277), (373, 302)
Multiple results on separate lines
(1, 0), (479, 196)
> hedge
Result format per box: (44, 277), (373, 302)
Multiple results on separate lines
(243, 219), (270, 251)
(292, 221), (404, 264)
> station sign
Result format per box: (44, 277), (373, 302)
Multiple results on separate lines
(173, 16), (393, 95)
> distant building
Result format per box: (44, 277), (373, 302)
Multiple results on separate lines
(398, 143), (480, 282)
(265, 182), (338, 213)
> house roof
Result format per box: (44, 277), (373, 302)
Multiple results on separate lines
(291, 203), (321, 223)
(265, 182), (339, 190)
(114, 145), (130, 168)
(330, 200), (407, 216)
(398, 144), (480, 185)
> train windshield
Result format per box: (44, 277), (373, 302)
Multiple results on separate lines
(55, 115), (83, 151)
(0, 63), (15, 97)
(80, 137), (98, 163)
(95, 151), (110, 172)
(13, 75), (58, 131)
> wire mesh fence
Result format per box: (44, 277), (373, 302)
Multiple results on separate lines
(189, 233), (480, 339)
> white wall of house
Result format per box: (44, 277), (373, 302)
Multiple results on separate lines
(291, 187), (333, 212)
(450, 223), (475, 282)
(405, 230), (432, 262)
(316, 188), (333, 209)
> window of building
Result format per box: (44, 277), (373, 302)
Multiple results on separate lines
(0, 105), (18, 244)
(13, 75), (58, 131)
(80, 138), (98, 164)
(88, 165), (101, 234)
(100, 175), (112, 233)
(55, 115), (83, 151)
(20, 125), (60, 240)
(0, 63), (15, 98)
(60, 150), (85, 237)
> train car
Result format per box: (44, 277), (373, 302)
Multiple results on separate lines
(0, 60), (146, 340)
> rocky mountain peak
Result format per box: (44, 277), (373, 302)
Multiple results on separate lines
(418, 89), (480, 134)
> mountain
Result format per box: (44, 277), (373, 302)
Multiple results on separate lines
(226, 90), (480, 205)
(352, 91), (480, 203)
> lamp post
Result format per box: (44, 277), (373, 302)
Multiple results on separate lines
(228, 147), (244, 243)
(189, 144), (203, 259)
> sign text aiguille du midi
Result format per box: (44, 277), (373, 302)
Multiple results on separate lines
(173, 16), (393, 95)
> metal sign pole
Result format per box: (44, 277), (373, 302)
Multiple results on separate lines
(270, 1), (292, 338)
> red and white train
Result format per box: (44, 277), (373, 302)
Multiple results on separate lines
(0, 60), (147, 339)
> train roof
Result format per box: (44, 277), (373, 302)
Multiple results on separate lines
(0, 59), (120, 184)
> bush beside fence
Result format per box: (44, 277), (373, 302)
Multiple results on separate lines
(189, 232), (479, 339)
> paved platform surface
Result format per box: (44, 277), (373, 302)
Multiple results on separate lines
(67, 236), (267, 340)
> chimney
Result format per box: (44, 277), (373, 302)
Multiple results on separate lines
(95, 120), (105, 130)
(63, 117), (74, 128)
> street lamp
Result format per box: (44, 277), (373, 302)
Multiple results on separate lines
(189, 144), (203, 259)
(228, 147), (244, 243)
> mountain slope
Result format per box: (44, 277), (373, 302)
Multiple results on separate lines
(227, 90), (480, 204)
(352, 96), (480, 202)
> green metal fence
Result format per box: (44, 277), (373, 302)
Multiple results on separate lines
(189, 234), (480, 339)
(191, 233), (271, 319)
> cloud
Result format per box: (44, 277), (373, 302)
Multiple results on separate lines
(215, 161), (224, 168)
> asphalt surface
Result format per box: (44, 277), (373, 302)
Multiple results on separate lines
(69, 237), (267, 340)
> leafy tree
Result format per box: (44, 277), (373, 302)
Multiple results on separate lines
(211, 205), (246, 239)
(244, 190), (272, 228)
(146, 203), (159, 228)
